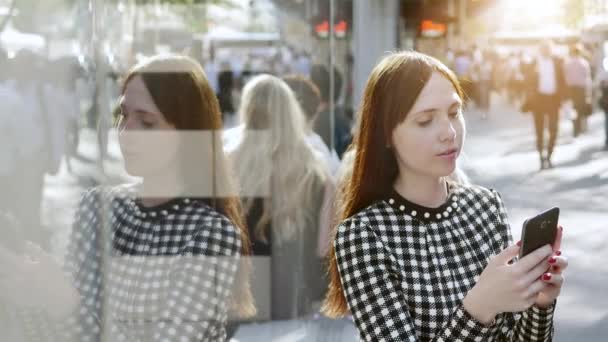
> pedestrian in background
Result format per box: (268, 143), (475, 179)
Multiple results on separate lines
(597, 65), (608, 150)
(229, 74), (330, 324)
(310, 64), (352, 158)
(564, 44), (592, 137)
(527, 42), (567, 170)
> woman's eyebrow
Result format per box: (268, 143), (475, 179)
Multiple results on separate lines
(449, 100), (463, 109)
(413, 108), (437, 115)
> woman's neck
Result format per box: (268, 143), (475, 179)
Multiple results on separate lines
(138, 173), (184, 207)
(393, 173), (447, 208)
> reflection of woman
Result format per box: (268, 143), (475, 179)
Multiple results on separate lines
(323, 52), (568, 341)
(229, 75), (329, 321)
(0, 55), (255, 341)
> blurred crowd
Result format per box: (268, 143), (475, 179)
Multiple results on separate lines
(445, 41), (607, 169)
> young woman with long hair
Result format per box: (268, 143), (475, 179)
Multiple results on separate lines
(323, 51), (567, 341)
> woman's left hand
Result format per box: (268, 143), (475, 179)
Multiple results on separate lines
(535, 225), (568, 308)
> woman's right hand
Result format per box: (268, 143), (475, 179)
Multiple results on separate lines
(463, 242), (553, 324)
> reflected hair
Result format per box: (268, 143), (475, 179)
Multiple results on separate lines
(230, 74), (327, 244)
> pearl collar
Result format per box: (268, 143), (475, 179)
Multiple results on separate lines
(386, 185), (460, 221)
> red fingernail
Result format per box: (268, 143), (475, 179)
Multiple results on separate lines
(552, 265), (560, 272)
(516, 240), (522, 247)
(548, 257), (557, 264)
(542, 273), (552, 281)
(555, 251), (562, 256)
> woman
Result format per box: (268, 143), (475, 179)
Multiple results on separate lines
(0, 55), (255, 341)
(229, 74), (329, 321)
(323, 51), (567, 341)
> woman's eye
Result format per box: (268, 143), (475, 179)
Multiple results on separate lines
(141, 121), (154, 128)
(417, 120), (432, 127)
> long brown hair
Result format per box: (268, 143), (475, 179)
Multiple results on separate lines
(322, 51), (464, 317)
(122, 55), (256, 317)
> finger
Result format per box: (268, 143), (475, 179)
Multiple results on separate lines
(553, 225), (563, 251)
(522, 258), (552, 285)
(541, 272), (564, 287)
(496, 243), (522, 265)
(517, 244), (553, 272)
(548, 256), (568, 274)
(525, 279), (548, 298)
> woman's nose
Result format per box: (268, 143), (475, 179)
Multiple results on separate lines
(440, 120), (457, 142)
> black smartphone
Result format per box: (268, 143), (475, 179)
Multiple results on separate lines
(519, 207), (560, 258)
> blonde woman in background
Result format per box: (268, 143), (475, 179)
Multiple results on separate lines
(228, 74), (330, 326)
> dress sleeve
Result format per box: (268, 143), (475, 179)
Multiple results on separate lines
(491, 190), (555, 341)
(61, 188), (105, 341)
(150, 216), (241, 342)
(335, 219), (496, 342)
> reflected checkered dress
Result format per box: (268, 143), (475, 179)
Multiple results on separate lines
(335, 183), (555, 342)
(61, 185), (241, 342)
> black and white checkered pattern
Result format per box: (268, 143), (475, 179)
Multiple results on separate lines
(335, 183), (555, 342)
(61, 185), (241, 342)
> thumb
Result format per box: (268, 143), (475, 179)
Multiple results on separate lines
(494, 242), (521, 265)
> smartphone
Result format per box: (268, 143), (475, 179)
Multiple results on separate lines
(519, 207), (560, 258)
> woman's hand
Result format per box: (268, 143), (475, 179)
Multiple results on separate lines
(535, 225), (567, 308)
(0, 242), (79, 319)
(463, 240), (554, 324)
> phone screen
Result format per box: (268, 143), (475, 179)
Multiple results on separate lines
(519, 207), (560, 258)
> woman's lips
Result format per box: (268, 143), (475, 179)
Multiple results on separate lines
(437, 148), (458, 159)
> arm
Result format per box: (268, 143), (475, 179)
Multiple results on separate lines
(151, 216), (241, 342)
(60, 188), (106, 341)
(335, 219), (495, 342)
(491, 190), (555, 341)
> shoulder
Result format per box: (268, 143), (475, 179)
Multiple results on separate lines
(453, 183), (500, 201)
(77, 184), (136, 209)
(451, 183), (507, 218)
(335, 201), (392, 239)
(185, 202), (242, 255)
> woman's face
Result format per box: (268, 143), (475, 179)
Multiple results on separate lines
(118, 75), (179, 177)
(391, 72), (465, 180)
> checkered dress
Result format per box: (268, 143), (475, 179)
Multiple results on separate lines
(60, 184), (241, 342)
(335, 183), (555, 342)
